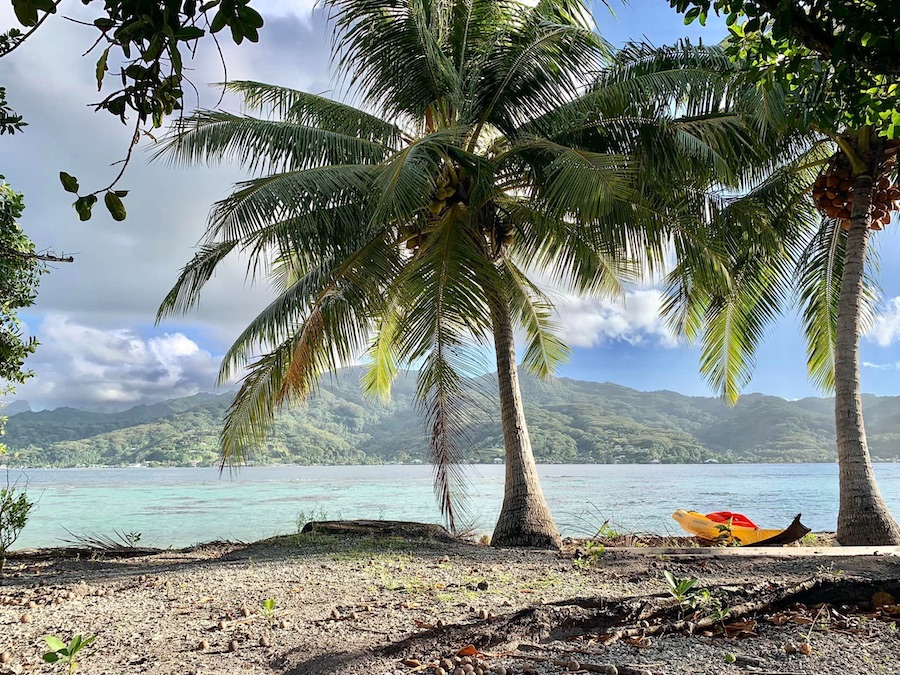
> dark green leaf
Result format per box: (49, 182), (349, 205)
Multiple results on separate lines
(104, 191), (127, 221)
(59, 172), (79, 194)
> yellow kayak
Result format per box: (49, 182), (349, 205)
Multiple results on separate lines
(672, 509), (785, 545)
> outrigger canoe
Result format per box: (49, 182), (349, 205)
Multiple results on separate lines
(672, 509), (810, 546)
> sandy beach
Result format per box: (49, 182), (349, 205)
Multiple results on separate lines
(2, 527), (900, 675)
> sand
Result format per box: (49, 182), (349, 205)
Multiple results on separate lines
(2, 529), (900, 675)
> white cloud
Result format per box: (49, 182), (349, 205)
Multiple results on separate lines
(13, 315), (224, 410)
(868, 297), (900, 347)
(554, 289), (677, 348)
(862, 361), (900, 371)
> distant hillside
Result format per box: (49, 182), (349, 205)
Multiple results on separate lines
(4, 369), (900, 467)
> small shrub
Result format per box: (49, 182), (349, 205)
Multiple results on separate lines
(0, 480), (34, 576)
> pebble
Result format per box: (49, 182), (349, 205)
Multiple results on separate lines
(198, 640), (209, 652)
(566, 661), (580, 671)
(603, 666), (618, 675)
(783, 641), (797, 655)
(435, 669), (447, 675)
(19, 613), (31, 623)
(798, 642), (813, 655)
(217, 620), (227, 630)
(0, 653), (10, 664)
(493, 667), (507, 675)
(27, 601), (37, 609)
(240, 606), (251, 617)
(278, 620), (289, 629)
(259, 636), (270, 648)
(477, 609), (488, 620)
(228, 640), (239, 653)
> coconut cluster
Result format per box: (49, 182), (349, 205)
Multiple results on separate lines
(812, 145), (900, 231)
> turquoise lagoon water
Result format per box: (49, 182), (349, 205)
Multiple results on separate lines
(7, 463), (900, 549)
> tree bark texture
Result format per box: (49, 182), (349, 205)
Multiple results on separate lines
(834, 170), (900, 545)
(488, 293), (561, 549)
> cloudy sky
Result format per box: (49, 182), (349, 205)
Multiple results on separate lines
(2, 0), (900, 410)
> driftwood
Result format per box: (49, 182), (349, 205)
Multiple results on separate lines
(301, 519), (457, 543)
(746, 514), (811, 547)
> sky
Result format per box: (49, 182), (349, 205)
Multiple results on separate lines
(1, 0), (900, 411)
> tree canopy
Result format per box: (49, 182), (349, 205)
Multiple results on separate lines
(671, 0), (900, 136)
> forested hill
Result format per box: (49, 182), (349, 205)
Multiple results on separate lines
(4, 369), (900, 467)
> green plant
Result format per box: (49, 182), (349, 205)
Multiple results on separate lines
(42, 635), (96, 674)
(0, 478), (34, 576)
(260, 597), (276, 627)
(574, 540), (606, 569)
(663, 571), (700, 606)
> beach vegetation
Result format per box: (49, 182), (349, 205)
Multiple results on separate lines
(42, 634), (96, 675)
(155, 0), (788, 548)
(0, 478), (34, 576)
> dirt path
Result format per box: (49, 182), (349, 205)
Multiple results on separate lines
(2, 531), (899, 675)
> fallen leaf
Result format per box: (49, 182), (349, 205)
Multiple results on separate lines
(457, 645), (478, 657)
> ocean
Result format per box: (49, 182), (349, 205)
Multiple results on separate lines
(6, 463), (900, 549)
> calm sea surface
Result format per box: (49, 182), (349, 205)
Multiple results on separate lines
(6, 463), (900, 549)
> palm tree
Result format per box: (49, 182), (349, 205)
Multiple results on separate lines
(667, 95), (900, 545)
(156, 0), (772, 547)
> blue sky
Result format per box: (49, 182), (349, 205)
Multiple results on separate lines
(2, 0), (900, 409)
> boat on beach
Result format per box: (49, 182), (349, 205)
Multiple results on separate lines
(672, 509), (810, 546)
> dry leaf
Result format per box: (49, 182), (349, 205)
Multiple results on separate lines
(402, 659), (422, 667)
(457, 645), (478, 657)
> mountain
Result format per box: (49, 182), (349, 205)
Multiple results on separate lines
(4, 369), (900, 467)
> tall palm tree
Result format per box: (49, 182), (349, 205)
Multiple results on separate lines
(156, 0), (772, 547)
(667, 89), (900, 545)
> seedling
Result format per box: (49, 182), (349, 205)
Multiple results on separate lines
(42, 635), (96, 674)
(663, 571), (699, 606)
(260, 597), (276, 627)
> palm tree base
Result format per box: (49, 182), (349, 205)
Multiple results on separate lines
(836, 510), (900, 546)
(491, 500), (562, 550)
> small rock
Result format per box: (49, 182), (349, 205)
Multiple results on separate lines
(228, 640), (239, 653)
(258, 636), (270, 648)
(477, 609), (488, 620)
(463, 665), (474, 674)
(783, 641), (797, 655)
(435, 669), (447, 675)
(330, 608), (340, 620)
(477, 581), (489, 591)
(19, 613), (31, 623)
(441, 658), (454, 670)
(603, 666), (618, 675)
(439, 556), (450, 563)
(0, 653), (11, 664)
(566, 661), (580, 671)
(494, 667), (508, 675)
(27, 601), (36, 609)
(349, 611), (358, 621)
(278, 620), (289, 629)
(461, 656), (472, 666)
(798, 642), (812, 655)
(217, 620), (227, 630)
(198, 640), (209, 652)
(453, 668), (464, 675)
(240, 606), (251, 617)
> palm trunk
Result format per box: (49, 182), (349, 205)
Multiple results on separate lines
(488, 293), (561, 549)
(834, 171), (900, 546)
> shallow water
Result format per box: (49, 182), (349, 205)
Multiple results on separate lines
(7, 463), (900, 549)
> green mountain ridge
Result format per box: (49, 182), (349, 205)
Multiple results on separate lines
(4, 368), (899, 467)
